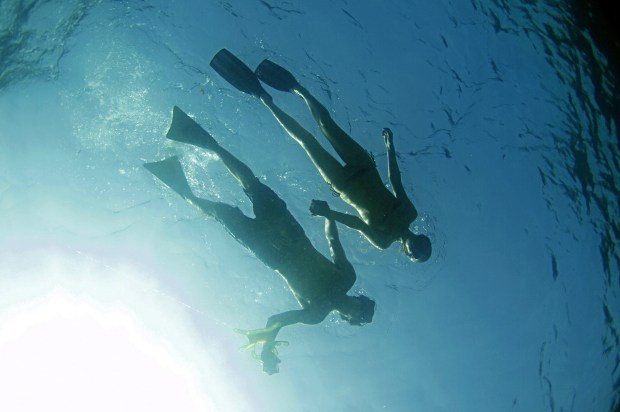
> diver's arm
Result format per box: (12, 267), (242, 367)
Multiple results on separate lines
(383, 128), (409, 201)
(327, 210), (368, 232)
(310, 199), (366, 231)
(310, 199), (390, 248)
(268, 306), (329, 329)
(325, 218), (354, 271)
(256, 306), (330, 342)
(237, 308), (326, 346)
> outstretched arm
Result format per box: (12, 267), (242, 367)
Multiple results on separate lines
(324, 217), (354, 271)
(383, 128), (409, 200)
(310, 199), (366, 231)
(236, 307), (329, 374)
(310, 199), (391, 248)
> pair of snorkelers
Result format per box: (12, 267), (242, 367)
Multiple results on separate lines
(146, 106), (375, 374)
(210, 49), (431, 263)
(144, 49), (431, 374)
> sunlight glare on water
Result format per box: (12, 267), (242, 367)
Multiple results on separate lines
(0, 251), (258, 412)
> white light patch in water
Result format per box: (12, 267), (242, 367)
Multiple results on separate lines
(0, 250), (259, 412)
(0, 292), (211, 411)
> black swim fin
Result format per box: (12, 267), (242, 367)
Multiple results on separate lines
(144, 156), (195, 200)
(166, 106), (219, 151)
(209, 48), (268, 98)
(255, 59), (300, 92)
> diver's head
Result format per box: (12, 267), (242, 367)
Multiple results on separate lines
(402, 232), (432, 263)
(336, 295), (376, 326)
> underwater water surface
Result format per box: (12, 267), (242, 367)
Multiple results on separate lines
(0, 0), (618, 411)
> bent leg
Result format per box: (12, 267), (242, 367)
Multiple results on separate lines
(294, 86), (374, 168)
(209, 142), (258, 192)
(213, 143), (290, 220)
(261, 96), (349, 188)
(244, 179), (290, 221)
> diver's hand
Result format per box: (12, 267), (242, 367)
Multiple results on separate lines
(235, 326), (288, 374)
(260, 341), (282, 375)
(310, 199), (331, 217)
(383, 128), (393, 147)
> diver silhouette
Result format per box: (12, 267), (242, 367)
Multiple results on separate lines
(210, 48), (432, 262)
(144, 106), (375, 374)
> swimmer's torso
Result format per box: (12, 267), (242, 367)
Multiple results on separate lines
(333, 167), (417, 247)
(244, 211), (354, 307)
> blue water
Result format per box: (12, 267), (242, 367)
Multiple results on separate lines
(0, 0), (618, 411)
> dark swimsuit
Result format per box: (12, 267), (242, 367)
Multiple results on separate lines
(330, 163), (374, 195)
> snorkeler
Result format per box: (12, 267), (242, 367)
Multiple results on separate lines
(144, 106), (375, 375)
(209, 49), (432, 262)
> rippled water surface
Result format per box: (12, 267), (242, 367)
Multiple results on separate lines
(0, 1), (618, 411)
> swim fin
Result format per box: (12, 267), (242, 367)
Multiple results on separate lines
(144, 156), (195, 200)
(209, 48), (268, 98)
(166, 106), (219, 151)
(255, 59), (300, 92)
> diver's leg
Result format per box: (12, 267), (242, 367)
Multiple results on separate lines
(144, 156), (257, 242)
(260, 95), (349, 188)
(191, 197), (255, 236)
(293, 86), (374, 168)
(208, 141), (292, 221)
(208, 140), (259, 192)
(244, 179), (289, 221)
(166, 106), (257, 191)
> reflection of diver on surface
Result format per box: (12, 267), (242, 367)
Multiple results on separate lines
(144, 106), (375, 374)
(210, 49), (432, 263)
